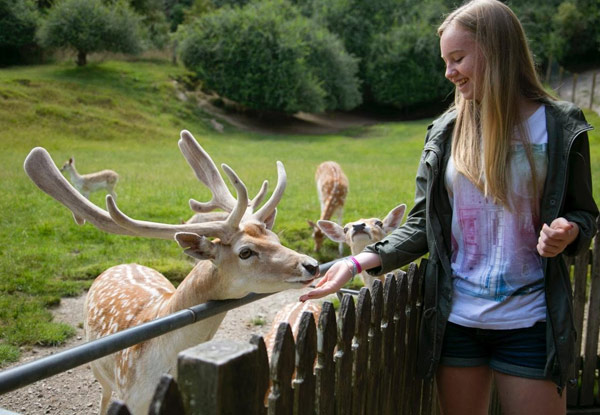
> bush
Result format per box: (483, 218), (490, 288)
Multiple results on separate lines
(365, 21), (452, 110)
(177, 0), (361, 113)
(37, 0), (144, 66)
(0, 0), (41, 66)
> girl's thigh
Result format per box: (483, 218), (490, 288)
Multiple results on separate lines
(493, 371), (566, 415)
(436, 365), (492, 415)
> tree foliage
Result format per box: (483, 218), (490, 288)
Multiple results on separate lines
(0, 0), (40, 66)
(37, 0), (143, 66)
(177, 0), (361, 113)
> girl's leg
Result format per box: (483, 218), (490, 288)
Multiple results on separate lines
(436, 365), (492, 415)
(493, 371), (566, 415)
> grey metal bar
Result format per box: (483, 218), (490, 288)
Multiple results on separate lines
(0, 259), (347, 395)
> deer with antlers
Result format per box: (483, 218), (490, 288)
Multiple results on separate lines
(307, 161), (349, 256)
(317, 204), (406, 290)
(23, 131), (319, 415)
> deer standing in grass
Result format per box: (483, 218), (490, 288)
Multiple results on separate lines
(60, 156), (119, 199)
(317, 204), (406, 290)
(307, 161), (349, 255)
(24, 130), (319, 415)
(60, 157), (119, 225)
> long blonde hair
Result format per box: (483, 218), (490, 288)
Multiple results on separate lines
(438, 0), (554, 209)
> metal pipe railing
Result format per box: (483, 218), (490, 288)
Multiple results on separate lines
(0, 259), (359, 395)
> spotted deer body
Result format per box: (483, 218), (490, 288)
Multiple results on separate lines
(317, 204), (406, 289)
(24, 131), (319, 415)
(308, 161), (349, 255)
(263, 299), (322, 361)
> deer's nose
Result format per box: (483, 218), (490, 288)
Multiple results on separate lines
(303, 262), (319, 276)
(353, 223), (366, 232)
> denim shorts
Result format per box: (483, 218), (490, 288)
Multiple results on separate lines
(439, 321), (548, 379)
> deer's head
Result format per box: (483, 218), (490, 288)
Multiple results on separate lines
(317, 204), (406, 255)
(24, 130), (319, 298)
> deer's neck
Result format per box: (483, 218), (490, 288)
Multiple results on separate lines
(66, 165), (83, 185)
(165, 261), (224, 314)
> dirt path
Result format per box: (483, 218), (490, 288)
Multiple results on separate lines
(0, 287), (318, 415)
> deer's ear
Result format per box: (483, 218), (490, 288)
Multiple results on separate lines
(264, 208), (277, 230)
(175, 232), (217, 260)
(382, 204), (406, 233)
(317, 220), (345, 243)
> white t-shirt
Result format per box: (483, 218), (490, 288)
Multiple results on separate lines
(445, 105), (549, 329)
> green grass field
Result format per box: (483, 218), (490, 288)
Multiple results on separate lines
(0, 58), (598, 365)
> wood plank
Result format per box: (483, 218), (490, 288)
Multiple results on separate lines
(393, 271), (408, 415)
(381, 274), (397, 415)
(352, 287), (371, 415)
(293, 311), (317, 415)
(268, 324), (295, 415)
(580, 237), (600, 406)
(315, 301), (336, 415)
(335, 294), (356, 415)
(250, 335), (270, 415)
(177, 340), (260, 415)
(366, 279), (384, 415)
(148, 374), (185, 415)
(407, 263), (422, 415)
(569, 249), (590, 405)
(106, 401), (132, 415)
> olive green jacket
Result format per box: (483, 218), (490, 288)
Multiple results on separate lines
(365, 100), (598, 389)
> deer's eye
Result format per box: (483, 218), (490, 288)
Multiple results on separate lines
(375, 220), (384, 228)
(239, 247), (255, 260)
(343, 226), (349, 234)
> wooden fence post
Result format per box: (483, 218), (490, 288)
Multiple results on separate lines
(590, 73), (597, 110)
(177, 340), (260, 415)
(571, 73), (579, 103)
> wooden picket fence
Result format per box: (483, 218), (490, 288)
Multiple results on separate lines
(107, 233), (599, 415)
(107, 262), (437, 415)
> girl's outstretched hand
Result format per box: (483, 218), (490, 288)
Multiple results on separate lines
(299, 252), (382, 301)
(299, 260), (352, 302)
(537, 217), (579, 257)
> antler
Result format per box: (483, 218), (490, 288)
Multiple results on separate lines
(23, 133), (252, 242)
(24, 147), (138, 237)
(179, 130), (284, 222)
(105, 163), (248, 242)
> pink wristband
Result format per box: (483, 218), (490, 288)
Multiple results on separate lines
(349, 256), (362, 274)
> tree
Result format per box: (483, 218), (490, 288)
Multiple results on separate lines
(0, 0), (40, 66)
(177, 0), (361, 113)
(37, 0), (143, 66)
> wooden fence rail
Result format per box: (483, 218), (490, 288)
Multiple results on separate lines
(107, 232), (600, 415)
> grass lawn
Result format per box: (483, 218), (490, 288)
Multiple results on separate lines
(0, 58), (598, 366)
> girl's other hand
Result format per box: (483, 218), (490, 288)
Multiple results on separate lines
(537, 217), (579, 257)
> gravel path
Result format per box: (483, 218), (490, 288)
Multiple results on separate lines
(0, 287), (315, 415)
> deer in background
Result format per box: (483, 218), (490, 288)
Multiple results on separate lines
(318, 204), (406, 290)
(60, 156), (119, 200)
(307, 161), (349, 256)
(60, 157), (119, 226)
(24, 130), (319, 415)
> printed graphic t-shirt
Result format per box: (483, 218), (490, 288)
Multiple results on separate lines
(445, 105), (548, 329)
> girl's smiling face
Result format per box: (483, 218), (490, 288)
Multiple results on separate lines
(440, 23), (485, 101)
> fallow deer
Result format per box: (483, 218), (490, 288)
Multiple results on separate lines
(23, 130), (319, 415)
(263, 299), (322, 362)
(60, 156), (119, 199)
(317, 204), (406, 290)
(307, 161), (349, 255)
(60, 157), (119, 225)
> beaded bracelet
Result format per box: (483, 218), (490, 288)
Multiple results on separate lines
(349, 256), (363, 274)
(341, 258), (354, 277)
